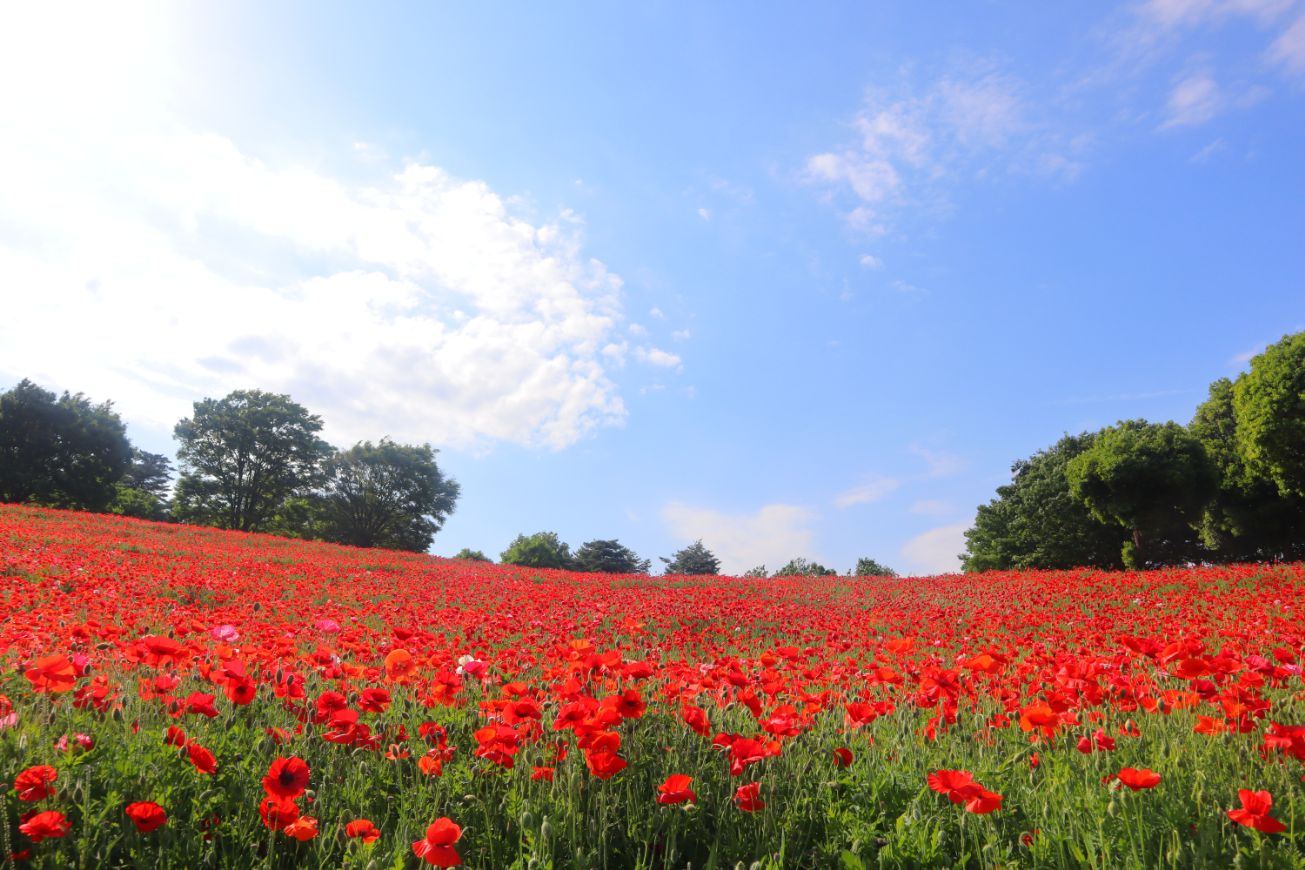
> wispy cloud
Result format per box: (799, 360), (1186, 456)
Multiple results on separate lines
(1054, 388), (1196, 405)
(1160, 73), (1222, 127)
(910, 444), (966, 479)
(1267, 14), (1305, 78)
(833, 476), (900, 508)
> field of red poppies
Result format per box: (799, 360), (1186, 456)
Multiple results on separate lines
(0, 504), (1302, 867)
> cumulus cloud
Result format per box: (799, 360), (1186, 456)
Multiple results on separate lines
(833, 477), (900, 508)
(0, 7), (638, 451)
(634, 347), (683, 369)
(899, 522), (970, 575)
(662, 502), (818, 575)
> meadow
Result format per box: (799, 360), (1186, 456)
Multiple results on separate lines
(0, 504), (1301, 868)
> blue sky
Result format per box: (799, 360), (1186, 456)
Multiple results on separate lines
(1, 2), (1302, 574)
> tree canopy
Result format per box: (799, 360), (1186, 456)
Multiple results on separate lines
(173, 390), (332, 532)
(452, 548), (491, 562)
(962, 433), (1127, 572)
(573, 539), (651, 574)
(1066, 420), (1217, 568)
(0, 379), (132, 512)
(318, 439), (460, 552)
(851, 557), (897, 577)
(500, 531), (575, 569)
(1233, 331), (1305, 498)
(660, 539), (721, 576)
(772, 557), (837, 577)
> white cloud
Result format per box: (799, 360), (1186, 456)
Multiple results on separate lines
(649, 307), (666, 319)
(833, 476), (900, 508)
(909, 499), (953, 516)
(900, 522), (970, 575)
(671, 329), (692, 341)
(858, 254), (883, 269)
(1267, 14), (1305, 77)
(1161, 73), (1222, 127)
(910, 444), (966, 478)
(634, 347), (683, 369)
(0, 9), (638, 451)
(1190, 137), (1228, 162)
(804, 69), (1078, 231)
(662, 502), (818, 575)
(697, 207), (712, 221)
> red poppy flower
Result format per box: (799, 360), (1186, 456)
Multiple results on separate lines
(412, 817), (462, 867)
(927, 770), (1003, 814)
(283, 815), (319, 841)
(224, 676), (256, 705)
(124, 801), (167, 833)
(345, 818), (381, 843)
(1113, 768), (1161, 791)
(187, 743), (217, 775)
(584, 750), (628, 780)
(734, 782), (765, 812)
(384, 649), (416, 683)
(13, 766), (57, 802)
(1227, 790), (1286, 834)
(531, 766), (555, 781)
(657, 774), (697, 805)
(184, 692), (219, 718)
(259, 796), (300, 831)
(19, 810), (71, 842)
(263, 756), (310, 799)
(24, 655), (76, 693)
(832, 747), (854, 768)
(164, 726), (188, 747)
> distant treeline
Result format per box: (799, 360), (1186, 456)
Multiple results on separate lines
(962, 331), (1305, 571)
(0, 382), (899, 575)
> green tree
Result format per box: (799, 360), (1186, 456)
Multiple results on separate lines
(452, 548), (491, 562)
(172, 390), (331, 532)
(850, 557), (897, 577)
(1233, 331), (1305, 497)
(318, 439), (459, 552)
(573, 539), (651, 574)
(1190, 377), (1305, 561)
(962, 433), (1127, 572)
(120, 449), (173, 500)
(660, 539), (722, 576)
(1066, 420), (1217, 568)
(742, 565), (769, 578)
(500, 531), (575, 569)
(772, 557), (837, 577)
(0, 379), (132, 512)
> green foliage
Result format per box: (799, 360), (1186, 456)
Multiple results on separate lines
(318, 439), (460, 552)
(850, 557), (897, 577)
(107, 483), (166, 520)
(452, 548), (491, 562)
(659, 539), (722, 575)
(772, 557), (837, 577)
(1190, 377), (1305, 561)
(0, 378), (132, 511)
(172, 390), (332, 532)
(120, 448), (174, 501)
(1066, 420), (1217, 568)
(500, 531), (575, 569)
(572, 538), (651, 574)
(742, 564), (769, 577)
(963, 433), (1127, 572)
(1233, 331), (1305, 497)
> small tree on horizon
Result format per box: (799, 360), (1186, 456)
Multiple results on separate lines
(850, 557), (897, 577)
(573, 539), (651, 574)
(500, 531), (575, 569)
(772, 557), (837, 577)
(660, 539), (721, 575)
